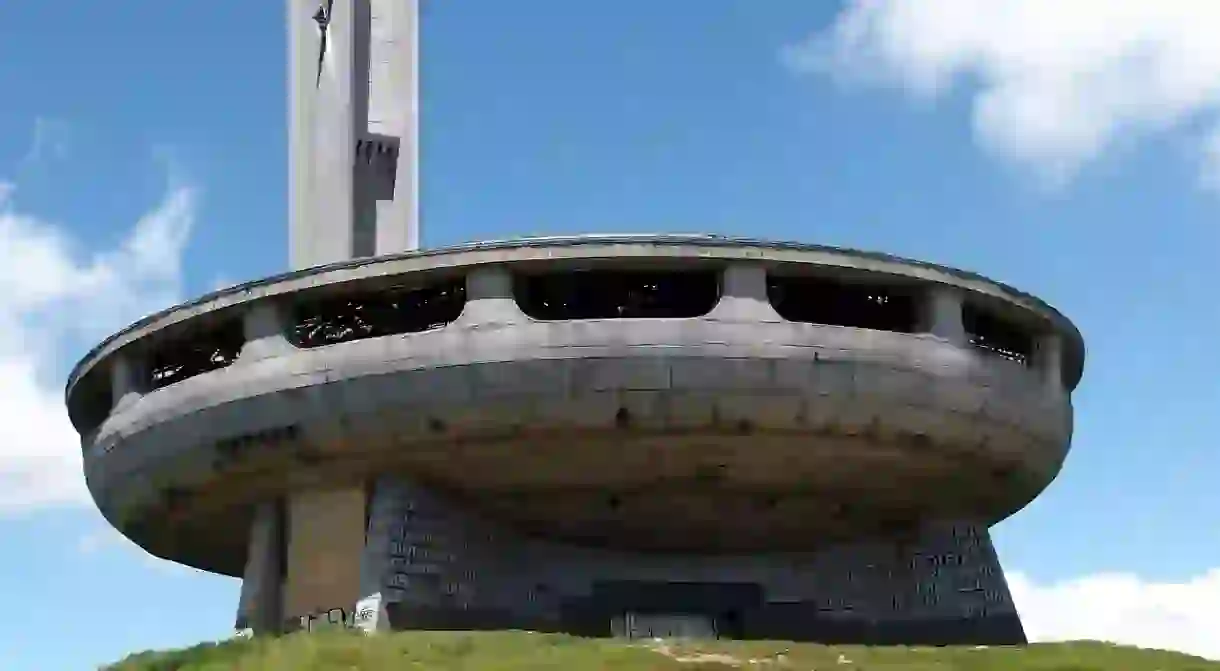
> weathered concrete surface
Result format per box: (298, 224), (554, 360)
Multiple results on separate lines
(234, 502), (283, 632)
(282, 487), (366, 619)
(337, 477), (1026, 643)
(64, 236), (1085, 415)
(75, 253), (1076, 576)
(66, 239), (1083, 645)
(289, 0), (418, 269)
(71, 0), (1080, 646)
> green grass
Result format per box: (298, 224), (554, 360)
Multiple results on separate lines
(103, 631), (1220, 671)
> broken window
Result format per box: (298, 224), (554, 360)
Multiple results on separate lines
(962, 304), (1031, 366)
(289, 279), (466, 348)
(515, 269), (720, 320)
(148, 319), (244, 390)
(767, 275), (918, 333)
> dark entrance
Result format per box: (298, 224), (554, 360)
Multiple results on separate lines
(560, 581), (763, 639)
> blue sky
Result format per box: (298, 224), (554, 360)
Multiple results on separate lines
(2, 1), (1219, 668)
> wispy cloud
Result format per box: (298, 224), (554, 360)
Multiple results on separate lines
(786, 0), (1220, 190)
(0, 122), (196, 513)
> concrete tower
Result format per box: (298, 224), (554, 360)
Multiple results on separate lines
(289, 0), (419, 268)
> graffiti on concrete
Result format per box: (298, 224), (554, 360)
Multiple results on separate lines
(285, 604), (377, 633)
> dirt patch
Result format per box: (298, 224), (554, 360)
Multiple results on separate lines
(646, 640), (793, 667)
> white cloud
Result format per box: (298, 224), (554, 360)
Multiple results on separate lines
(787, 0), (1220, 189)
(0, 143), (194, 513)
(1010, 569), (1220, 660)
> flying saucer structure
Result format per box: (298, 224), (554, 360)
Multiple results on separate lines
(66, 0), (1084, 645)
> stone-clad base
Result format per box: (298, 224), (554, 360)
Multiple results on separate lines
(332, 476), (1027, 645)
(244, 475), (1027, 643)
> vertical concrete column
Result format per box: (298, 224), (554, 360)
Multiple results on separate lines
(708, 263), (783, 321)
(1035, 332), (1064, 393)
(922, 284), (967, 345)
(290, 0), (358, 268)
(457, 264), (522, 326)
(287, 0), (318, 270)
(235, 501), (284, 634)
(110, 349), (146, 412)
(282, 487), (368, 625)
(370, 0), (420, 255)
(239, 301), (294, 362)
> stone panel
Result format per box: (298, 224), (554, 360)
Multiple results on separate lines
(340, 476), (1026, 644)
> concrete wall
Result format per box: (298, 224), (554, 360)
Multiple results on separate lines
(333, 476), (1026, 643)
(282, 487), (367, 619)
(79, 256), (1075, 579)
(240, 473), (1027, 643)
(288, 0), (418, 270)
(234, 502), (283, 631)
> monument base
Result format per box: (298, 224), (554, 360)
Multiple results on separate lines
(236, 477), (1026, 644)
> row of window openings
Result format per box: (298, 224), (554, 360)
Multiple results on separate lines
(140, 271), (1037, 391)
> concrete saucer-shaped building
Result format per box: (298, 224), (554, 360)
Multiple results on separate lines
(65, 0), (1084, 646)
(67, 234), (1083, 643)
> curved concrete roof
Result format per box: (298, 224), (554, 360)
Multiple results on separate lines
(65, 234), (1086, 407)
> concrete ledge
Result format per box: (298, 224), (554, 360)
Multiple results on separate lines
(66, 236), (1086, 413)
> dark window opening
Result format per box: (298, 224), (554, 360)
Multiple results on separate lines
(962, 304), (1031, 366)
(148, 320), (244, 390)
(74, 376), (114, 439)
(289, 279), (466, 348)
(515, 270), (719, 320)
(767, 275), (918, 333)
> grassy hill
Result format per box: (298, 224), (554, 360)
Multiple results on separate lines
(104, 630), (1219, 670)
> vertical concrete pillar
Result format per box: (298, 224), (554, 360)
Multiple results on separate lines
(457, 265), (522, 326)
(317, 0), (358, 263)
(1035, 332), (1064, 393)
(110, 349), (146, 412)
(287, 0), (317, 270)
(235, 501), (284, 634)
(239, 301), (294, 362)
(290, 0), (419, 265)
(370, 0), (420, 255)
(708, 263), (782, 321)
(289, 0), (358, 268)
(282, 487), (368, 626)
(922, 284), (967, 345)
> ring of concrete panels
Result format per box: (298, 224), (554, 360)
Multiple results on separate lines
(66, 235), (1084, 577)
